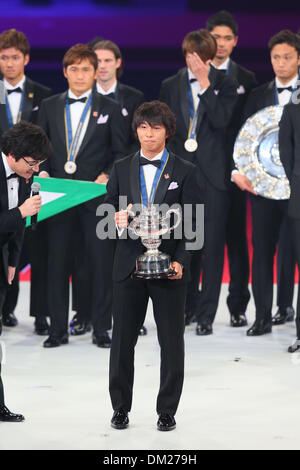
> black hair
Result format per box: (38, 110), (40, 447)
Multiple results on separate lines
(2, 121), (51, 161)
(268, 29), (300, 54)
(132, 101), (176, 140)
(206, 10), (238, 36)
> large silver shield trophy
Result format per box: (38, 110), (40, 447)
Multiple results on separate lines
(233, 105), (290, 200)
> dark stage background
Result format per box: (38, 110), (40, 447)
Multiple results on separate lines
(1, 1), (300, 98)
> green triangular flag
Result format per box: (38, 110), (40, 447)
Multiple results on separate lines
(26, 177), (107, 227)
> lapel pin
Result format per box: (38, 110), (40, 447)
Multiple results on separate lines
(164, 173), (170, 179)
(28, 93), (34, 99)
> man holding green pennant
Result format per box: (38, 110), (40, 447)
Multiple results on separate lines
(38, 44), (127, 348)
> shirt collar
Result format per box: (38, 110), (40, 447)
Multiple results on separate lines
(140, 149), (164, 161)
(96, 81), (117, 95)
(212, 57), (230, 70)
(2, 152), (15, 178)
(68, 88), (92, 100)
(275, 75), (298, 89)
(187, 69), (197, 81)
(4, 75), (26, 91)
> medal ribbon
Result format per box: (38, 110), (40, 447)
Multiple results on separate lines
(187, 77), (201, 142)
(5, 87), (25, 128)
(139, 147), (169, 207)
(64, 93), (92, 165)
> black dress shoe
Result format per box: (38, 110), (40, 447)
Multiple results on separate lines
(2, 312), (18, 327)
(111, 409), (129, 429)
(70, 321), (92, 336)
(34, 317), (49, 336)
(196, 323), (213, 336)
(43, 334), (69, 348)
(0, 405), (24, 422)
(92, 332), (111, 348)
(139, 325), (147, 336)
(230, 312), (248, 327)
(288, 339), (300, 353)
(272, 306), (295, 325)
(246, 319), (272, 336)
(157, 413), (176, 431)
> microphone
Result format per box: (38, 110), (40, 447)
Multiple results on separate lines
(31, 182), (41, 231)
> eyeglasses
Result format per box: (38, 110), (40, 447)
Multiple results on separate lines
(22, 157), (46, 168)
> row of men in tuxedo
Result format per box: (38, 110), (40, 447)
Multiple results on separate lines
(0, 14), (299, 348)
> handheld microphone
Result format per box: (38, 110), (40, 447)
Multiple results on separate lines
(31, 182), (41, 231)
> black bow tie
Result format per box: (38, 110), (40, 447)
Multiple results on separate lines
(277, 86), (293, 93)
(140, 157), (161, 169)
(7, 87), (22, 95)
(6, 173), (18, 180)
(190, 78), (197, 84)
(67, 97), (87, 105)
(105, 92), (116, 100)
(218, 69), (227, 74)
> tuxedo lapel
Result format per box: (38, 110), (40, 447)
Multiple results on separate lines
(115, 82), (124, 107)
(0, 104), (10, 133)
(153, 152), (175, 204)
(0, 156), (8, 212)
(21, 78), (34, 122)
(265, 80), (276, 106)
(77, 92), (98, 158)
(129, 152), (141, 205)
(179, 69), (190, 133)
(56, 92), (68, 148)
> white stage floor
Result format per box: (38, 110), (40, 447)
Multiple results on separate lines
(1, 283), (300, 451)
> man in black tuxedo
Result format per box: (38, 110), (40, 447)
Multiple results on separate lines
(93, 40), (144, 154)
(0, 121), (51, 421)
(233, 30), (300, 335)
(69, 40), (146, 337)
(206, 11), (257, 328)
(38, 44), (127, 348)
(279, 96), (300, 352)
(106, 101), (199, 431)
(0, 29), (52, 334)
(160, 30), (237, 335)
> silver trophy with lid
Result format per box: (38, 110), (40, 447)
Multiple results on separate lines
(129, 204), (181, 279)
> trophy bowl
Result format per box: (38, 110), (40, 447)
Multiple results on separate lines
(129, 204), (181, 280)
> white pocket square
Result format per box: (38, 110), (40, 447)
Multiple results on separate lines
(168, 182), (179, 190)
(32, 106), (39, 111)
(214, 89), (219, 95)
(237, 85), (245, 95)
(97, 114), (109, 124)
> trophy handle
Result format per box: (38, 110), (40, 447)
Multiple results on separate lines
(165, 208), (181, 232)
(126, 209), (140, 236)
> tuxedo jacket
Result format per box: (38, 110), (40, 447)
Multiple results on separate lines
(159, 66), (238, 192)
(279, 102), (300, 219)
(38, 91), (128, 182)
(106, 151), (199, 282)
(114, 82), (144, 154)
(226, 60), (257, 170)
(0, 156), (31, 282)
(244, 79), (279, 122)
(0, 77), (51, 134)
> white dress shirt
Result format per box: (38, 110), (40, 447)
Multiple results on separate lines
(96, 81), (117, 95)
(140, 149), (164, 201)
(2, 152), (19, 210)
(187, 69), (208, 111)
(4, 75), (26, 125)
(212, 57), (230, 72)
(67, 89), (92, 152)
(117, 149), (164, 236)
(275, 75), (298, 106)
